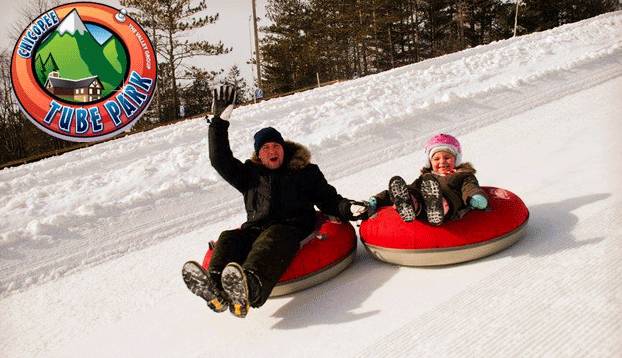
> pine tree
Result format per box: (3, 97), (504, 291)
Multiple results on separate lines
(42, 54), (59, 81)
(180, 66), (221, 117)
(262, 0), (315, 94)
(120, 0), (230, 121)
(34, 55), (46, 84)
(312, 0), (361, 79)
(119, 0), (164, 121)
(519, 0), (618, 32)
(418, 0), (453, 58)
(224, 65), (250, 103)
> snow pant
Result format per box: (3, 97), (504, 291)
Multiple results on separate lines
(208, 224), (308, 308)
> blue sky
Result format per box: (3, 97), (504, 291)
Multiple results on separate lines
(85, 23), (112, 45)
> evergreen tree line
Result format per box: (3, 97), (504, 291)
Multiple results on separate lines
(260, 0), (619, 95)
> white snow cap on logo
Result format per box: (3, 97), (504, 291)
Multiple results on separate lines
(56, 10), (87, 36)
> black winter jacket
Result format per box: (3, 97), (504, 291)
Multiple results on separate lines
(209, 118), (351, 232)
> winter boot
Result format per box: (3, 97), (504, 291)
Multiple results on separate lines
(221, 263), (251, 318)
(244, 269), (263, 308)
(419, 176), (444, 226)
(182, 261), (228, 313)
(389, 176), (416, 222)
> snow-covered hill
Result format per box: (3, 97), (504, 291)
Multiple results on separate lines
(1, 11), (621, 358)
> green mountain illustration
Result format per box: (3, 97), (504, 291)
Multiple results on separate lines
(102, 36), (127, 74)
(34, 9), (128, 101)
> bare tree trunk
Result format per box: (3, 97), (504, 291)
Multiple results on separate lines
(167, 29), (178, 120)
(457, 1), (466, 49)
(372, 8), (379, 70)
(0, 52), (26, 162)
(409, 0), (420, 63)
(357, 2), (368, 75)
(387, 10), (395, 69)
(513, 0), (520, 37)
(152, 26), (162, 120)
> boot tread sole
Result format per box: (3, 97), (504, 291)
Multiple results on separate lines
(182, 261), (228, 313)
(389, 176), (415, 222)
(221, 263), (250, 318)
(420, 178), (444, 225)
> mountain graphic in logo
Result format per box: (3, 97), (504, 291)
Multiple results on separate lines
(34, 9), (128, 103)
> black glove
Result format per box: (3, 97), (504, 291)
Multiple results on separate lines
(347, 200), (370, 221)
(210, 85), (237, 121)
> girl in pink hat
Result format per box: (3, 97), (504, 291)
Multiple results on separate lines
(367, 133), (488, 225)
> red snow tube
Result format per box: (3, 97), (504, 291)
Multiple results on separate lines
(359, 187), (529, 266)
(202, 213), (357, 296)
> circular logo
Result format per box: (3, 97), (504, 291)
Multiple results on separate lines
(11, 2), (157, 142)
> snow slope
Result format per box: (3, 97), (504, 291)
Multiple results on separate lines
(2, 11), (622, 358)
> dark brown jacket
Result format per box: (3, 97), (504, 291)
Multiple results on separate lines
(375, 163), (487, 220)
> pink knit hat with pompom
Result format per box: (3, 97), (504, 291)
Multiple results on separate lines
(424, 133), (462, 168)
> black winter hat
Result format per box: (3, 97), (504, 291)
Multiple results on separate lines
(254, 127), (285, 153)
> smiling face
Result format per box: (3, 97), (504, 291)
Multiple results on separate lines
(258, 142), (285, 170)
(430, 150), (456, 175)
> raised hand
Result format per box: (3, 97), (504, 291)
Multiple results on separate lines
(211, 85), (237, 121)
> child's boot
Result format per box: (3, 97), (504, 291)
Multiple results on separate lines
(182, 261), (229, 313)
(389, 176), (416, 222)
(419, 175), (444, 226)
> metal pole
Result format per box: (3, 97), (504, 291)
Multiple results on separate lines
(252, 0), (262, 89)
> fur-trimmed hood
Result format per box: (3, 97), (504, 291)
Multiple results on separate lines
(250, 140), (312, 170)
(420, 162), (476, 175)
